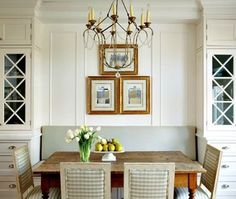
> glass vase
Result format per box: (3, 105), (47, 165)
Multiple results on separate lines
(79, 141), (91, 162)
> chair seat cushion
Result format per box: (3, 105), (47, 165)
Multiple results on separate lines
(174, 187), (209, 199)
(26, 186), (61, 199)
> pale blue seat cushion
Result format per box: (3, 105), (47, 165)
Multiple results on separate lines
(175, 187), (209, 199)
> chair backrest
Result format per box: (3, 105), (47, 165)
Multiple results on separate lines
(60, 162), (111, 199)
(13, 145), (34, 199)
(124, 162), (175, 199)
(200, 144), (223, 199)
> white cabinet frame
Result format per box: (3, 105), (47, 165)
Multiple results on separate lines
(207, 49), (236, 131)
(0, 49), (31, 130)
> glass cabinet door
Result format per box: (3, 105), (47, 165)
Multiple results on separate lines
(0, 49), (30, 129)
(208, 50), (236, 129)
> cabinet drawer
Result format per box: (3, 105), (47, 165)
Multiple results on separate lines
(220, 161), (236, 176)
(0, 181), (17, 191)
(217, 182), (236, 195)
(210, 143), (236, 155)
(0, 142), (27, 155)
(0, 162), (15, 170)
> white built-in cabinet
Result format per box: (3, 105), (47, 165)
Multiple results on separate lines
(197, 19), (236, 199)
(0, 49), (31, 130)
(0, 19), (32, 45)
(207, 20), (236, 46)
(0, 18), (41, 199)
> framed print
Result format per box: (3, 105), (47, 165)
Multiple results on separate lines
(99, 44), (138, 75)
(87, 76), (119, 114)
(120, 76), (150, 114)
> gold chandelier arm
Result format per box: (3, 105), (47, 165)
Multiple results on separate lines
(83, 0), (153, 72)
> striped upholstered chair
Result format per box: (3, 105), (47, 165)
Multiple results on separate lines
(13, 145), (61, 199)
(60, 162), (111, 199)
(175, 144), (223, 199)
(124, 163), (175, 199)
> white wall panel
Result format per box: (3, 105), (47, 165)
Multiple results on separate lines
(160, 25), (196, 126)
(41, 23), (196, 126)
(50, 32), (77, 125)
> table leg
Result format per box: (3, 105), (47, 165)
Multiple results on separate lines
(188, 173), (197, 199)
(41, 174), (50, 199)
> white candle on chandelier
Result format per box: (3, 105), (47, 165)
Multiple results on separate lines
(146, 10), (151, 22)
(112, 3), (116, 15)
(141, 13), (145, 25)
(130, 3), (134, 17)
(91, 8), (95, 20)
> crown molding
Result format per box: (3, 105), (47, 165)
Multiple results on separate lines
(0, 0), (236, 23)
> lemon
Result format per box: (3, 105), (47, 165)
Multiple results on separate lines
(95, 143), (103, 151)
(103, 144), (108, 151)
(108, 144), (115, 151)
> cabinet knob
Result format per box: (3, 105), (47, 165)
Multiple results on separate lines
(9, 184), (16, 189)
(8, 145), (16, 150)
(222, 184), (230, 189)
(8, 164), (14, 168)
(222, 146), (230, 150)
(0, 37), (2, 40)
(221, 164), (229, 168)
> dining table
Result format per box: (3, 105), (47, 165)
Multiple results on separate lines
(33, 151), (206, 199)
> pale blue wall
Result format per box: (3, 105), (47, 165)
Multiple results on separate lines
(41, 126), (196, 160)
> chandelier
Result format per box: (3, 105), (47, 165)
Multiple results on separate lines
(83, 0), (153, 75)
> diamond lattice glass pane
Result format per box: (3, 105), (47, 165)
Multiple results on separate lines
(6, 78), (24, 88)
(214, 66), (232, 77)
(4, 80), (14, 98)
(215, 116), (231, 125)
(5, 102), (24, 111)
(212, 103), (233, 125)
(225, 56), (234, 74)
(212, 79), (233, 101)
(212, 104), (221, 123)
(225, 81), (234, 100)
(17, 56), (26, 73)
(4, 103), (25, 124)
(7, 54), (24, 64)
(212, 57), (222, 75)
(5, 90), (24, 100)
(16, 104), (25, 122)
(17, 82), (26, 98)
(6, 115), (24, 124)
(225, 105), (234, 123)
(4, 56), (13, 74)
(4, 104), (13, 121)
(215, 55), (231, 65)
(7, 67), (23, 76)
(215, 102), (231, 112)
(213, 55), (232, 77)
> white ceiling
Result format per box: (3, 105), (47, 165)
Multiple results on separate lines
(0, 0), (236, 23)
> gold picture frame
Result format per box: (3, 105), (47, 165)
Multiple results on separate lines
(99, 44), (138, 75)
(87, 76), (120, 114)
(120, 76), (150, 114)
